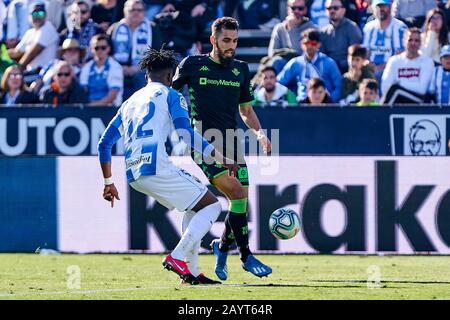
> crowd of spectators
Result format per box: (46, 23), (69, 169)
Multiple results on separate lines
(251, 0), (450, 106)
(0, 0), (450, 107)
(0, 0), (223, 106)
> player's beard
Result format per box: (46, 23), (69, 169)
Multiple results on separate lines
(215, 41), (235, 66)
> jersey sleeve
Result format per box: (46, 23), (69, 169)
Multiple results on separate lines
(239, 62), (254, 105)
(172, 56), (190, 91)
(98, 108), (124, 163)
(167, 88), (189, 121)
(167, 88), (214, 157)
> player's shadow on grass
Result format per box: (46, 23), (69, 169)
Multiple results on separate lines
(313, 280), (450, 285)
(222, 283), (372, 289)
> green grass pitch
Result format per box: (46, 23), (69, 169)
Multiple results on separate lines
(0, 254), (449, 300)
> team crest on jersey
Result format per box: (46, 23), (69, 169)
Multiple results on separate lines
(180, 96), (188, 110)
(232, 68), (240, 76)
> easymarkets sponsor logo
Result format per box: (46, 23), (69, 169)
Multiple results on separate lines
(199, 78), (240, 87)
(126, 153), (152, 169)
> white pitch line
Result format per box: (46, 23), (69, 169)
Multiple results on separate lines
(0, 287), (159, 298)
(0, 282), (319, 298)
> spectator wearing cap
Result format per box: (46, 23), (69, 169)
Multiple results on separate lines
(7, 3), (59, 74)
(392, 0), (435, 28)
(300, 77), (334, 104)
(381, 27), (434, 104)
(41, 60), (89, 105)
(32, 38), (86, 92)
(421, 8), (450, 65)
(0, 65), (39, 105)
(253, 66), (298, 107)
(268, 0), (317, 58)
(429, 45), (450, 105)
(61, 0), (103, 56)
(108, 0), (162, 99)
(320, 0), (362, 73)
(277, 28), (342, 102)
(79, 34), (123, 106)
(363, 0), (407, 83)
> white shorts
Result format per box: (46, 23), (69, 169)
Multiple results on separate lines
(129, 168), (208, 212)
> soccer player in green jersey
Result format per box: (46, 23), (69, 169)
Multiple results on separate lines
(172, 17), (272, 281)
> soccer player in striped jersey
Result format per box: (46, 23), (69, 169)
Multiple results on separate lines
(97, 48), (239, 285)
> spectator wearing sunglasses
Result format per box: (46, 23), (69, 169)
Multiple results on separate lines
(0, 65), (39, 105)
(7, 3), (59, 75)
(40, 60), (89, 105)
(269, 0), (317, 58)
(79, 34), (123, 106)
(277, 28), (342, 102)
(320, 0), (362, 73)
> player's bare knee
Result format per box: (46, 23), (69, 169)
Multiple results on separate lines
(192, 190), (219, 212)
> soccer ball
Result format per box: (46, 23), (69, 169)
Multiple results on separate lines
(269, 208), (301, 240)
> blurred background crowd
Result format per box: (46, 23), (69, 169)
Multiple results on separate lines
(0, 0), (450, 107)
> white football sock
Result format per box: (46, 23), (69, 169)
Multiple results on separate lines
(171, 201), (221, 262)
(182, 210), (200, 277)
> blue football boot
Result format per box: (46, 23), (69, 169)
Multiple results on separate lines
(210, 239), (228, 280)
(242, 255), (272, 278)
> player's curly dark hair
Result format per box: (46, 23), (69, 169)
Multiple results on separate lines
(139, 46), (178, 74)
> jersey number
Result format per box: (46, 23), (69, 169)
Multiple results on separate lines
(137, 101), (155, 139)
(127, 101), (156, 141)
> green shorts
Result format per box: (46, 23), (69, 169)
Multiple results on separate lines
(191, 150), (249, 187)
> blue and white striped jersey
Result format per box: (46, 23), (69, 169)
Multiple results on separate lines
(98, 82), (193, 182)
(363, 18), (407, 65)
(310, 0), (328, 29)
(429, 66), (450, 105)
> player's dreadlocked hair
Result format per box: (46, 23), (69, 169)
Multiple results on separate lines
(139, 46), (178, 75)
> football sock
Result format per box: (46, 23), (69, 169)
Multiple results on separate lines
(224, 198), (252, 263)
(172, 201), (221, 262)
(182, 210), (200, 277)
(219, 213), (235, 252)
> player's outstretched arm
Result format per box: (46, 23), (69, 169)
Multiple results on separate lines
(239, 103), (272, 154)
